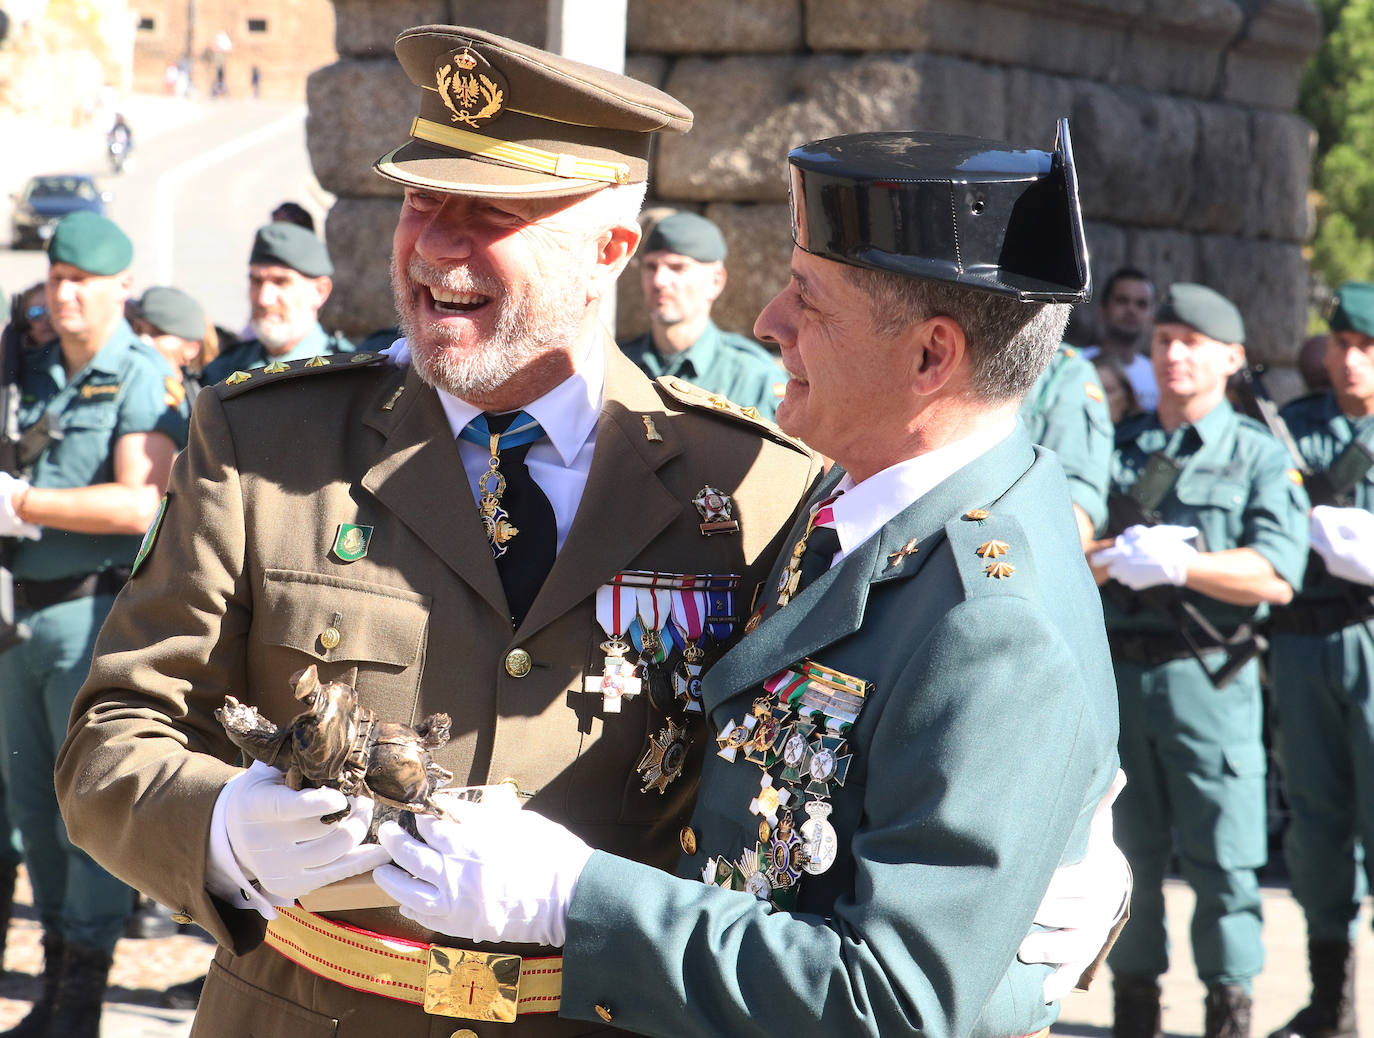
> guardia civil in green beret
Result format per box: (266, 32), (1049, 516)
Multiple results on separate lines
(619, 211), (787, 419)
(0, 210), (187, 1038)
(1091, 281), (1310, 1038)
(200, 223), (352, 384)
(1265, 279), (1374, 1038)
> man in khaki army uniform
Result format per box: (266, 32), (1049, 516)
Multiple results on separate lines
(58, 26), (1124, 1038)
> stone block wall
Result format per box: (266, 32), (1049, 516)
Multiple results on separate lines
(313, 0), (1319, 382)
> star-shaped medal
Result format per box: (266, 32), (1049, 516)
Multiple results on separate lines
(637, 720), (691, 795)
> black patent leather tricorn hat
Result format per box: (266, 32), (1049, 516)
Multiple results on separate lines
(787, 118), (1090, 303)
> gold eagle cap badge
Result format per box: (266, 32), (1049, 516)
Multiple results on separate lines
(435, 47), (507, 129)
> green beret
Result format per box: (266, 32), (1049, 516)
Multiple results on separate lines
(1155, 282), (1244, 345)
(249, 223), (333, 277)
(1329, 282), (1374, 338)
(47, 212), (133, 276)
(374, 24), (693, 199)
(137, 286), (205, 341)
(644, 212), (727, 263)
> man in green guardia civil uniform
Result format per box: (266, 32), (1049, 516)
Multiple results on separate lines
(1020, 342), (1113, 546)
(1089, 283), (1310, 1038)
(1264, 281), (1374, 1038)
(367, 121), (1126, 1038)
(201, 222), (353, 384)
(618, 211), (786, 418)
(0, 211), (188, 1038)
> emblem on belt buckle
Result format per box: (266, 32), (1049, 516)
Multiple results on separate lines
(425, 947), (521, 1022)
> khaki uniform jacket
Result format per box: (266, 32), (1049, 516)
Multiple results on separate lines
(56, 344), (820, 1038)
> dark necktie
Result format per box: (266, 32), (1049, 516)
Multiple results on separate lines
(461, 411), (557, 628)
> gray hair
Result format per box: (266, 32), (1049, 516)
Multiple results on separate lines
(841, 266), (1071, 402)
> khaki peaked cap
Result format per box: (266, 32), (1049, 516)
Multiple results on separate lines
(374, 24), (693, 199)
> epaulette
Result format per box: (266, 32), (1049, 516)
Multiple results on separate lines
(653, 376), (809, 454)
(214, 352), (389, 400)
(943, 508), (1035, 599)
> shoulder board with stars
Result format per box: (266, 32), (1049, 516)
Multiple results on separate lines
(214, 352), (388, 400)
(943, 509), (1035, 596)
(652, 376), (809, 455)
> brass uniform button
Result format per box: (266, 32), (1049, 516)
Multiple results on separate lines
(679, 826), (697, 856)
(595, 1004), (613, 1022)
(320, 627), (341, 650)
(504, 648), (532, 678)
(170, 912), (192, 925)
(451, 1031), (479, 1038)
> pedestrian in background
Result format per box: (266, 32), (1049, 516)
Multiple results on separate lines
(0, 212), (188, 1038)
(1090, 283), (1310, 1038)
(1084, 267), (1159, 412)
(619, 210), (786, 418)
(202, 223), (351, 383)
(1265, 281), (1374, 1038)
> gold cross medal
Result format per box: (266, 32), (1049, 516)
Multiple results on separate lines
(669, 586), (712, 712)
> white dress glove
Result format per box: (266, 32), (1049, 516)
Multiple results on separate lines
(1309, 504), (1374, 585)
(208, 760), (390, 919)
(1018, 768), (1131, 1001)
(373, 801), (593, 947)
(0, 472), (41, 540)
(1091, 523), (1198, 590)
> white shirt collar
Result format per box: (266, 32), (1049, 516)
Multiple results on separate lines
(389, 336), (605, 465)
(827, 415), (1017, 560)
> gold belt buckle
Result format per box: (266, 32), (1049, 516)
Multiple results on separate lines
(424, 946), (522, 1022)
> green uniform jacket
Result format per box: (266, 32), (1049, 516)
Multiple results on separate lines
(200, 323), (353, 385)
(14, 320), (188, 581)
(1102, 401), (1309, 635)
(559, 430), (1121, 1038)
(619, 320), (786, 419)
(56, 344), (821, 1038)
(1018, 345), (1112, 534)
(1277, 390), (1374, 605)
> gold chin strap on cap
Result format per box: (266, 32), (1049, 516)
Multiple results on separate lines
(410, 117), (631, 184)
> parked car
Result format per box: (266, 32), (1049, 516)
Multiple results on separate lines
(10, 174), (111, 249)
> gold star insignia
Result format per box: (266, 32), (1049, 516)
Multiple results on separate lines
(263, 360), (290, 374)
(225, 371), (251, 385)
(304, 356), (330, 367)
(976, 539), (1010, 558)
(963, 508), (990, 521)
(985, 561), (1015, 579)
(637, 720), (691, 794)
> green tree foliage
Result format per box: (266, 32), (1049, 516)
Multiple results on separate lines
(1303, 0), (1374, 288)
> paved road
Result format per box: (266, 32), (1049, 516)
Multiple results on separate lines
(0, 869), (1368, 1037)
(1, 96), (328, 333)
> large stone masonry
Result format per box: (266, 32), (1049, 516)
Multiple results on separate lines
(313, 0), (1319, 389)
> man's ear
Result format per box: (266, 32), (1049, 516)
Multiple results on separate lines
(313, 275), (334, 308)
(589, 223), (642, 301)
(908, 315), (967, 395)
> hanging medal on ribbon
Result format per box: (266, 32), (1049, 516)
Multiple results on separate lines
(584, 584), (642, 713)
(632, 586), (673, 671)
(670, 582), (709, 712)
(458, 412), (544, 560)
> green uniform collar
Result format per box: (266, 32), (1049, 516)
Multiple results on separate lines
(643, 319), (723, 380)
(41, 320), (142, 388)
